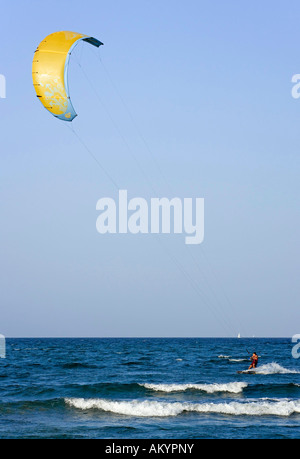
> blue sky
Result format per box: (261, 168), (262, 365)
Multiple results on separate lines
(0, 0), (300, 337)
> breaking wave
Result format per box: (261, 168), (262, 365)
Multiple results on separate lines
(65, 397), (300, 417)
(140, 382), (247, 394)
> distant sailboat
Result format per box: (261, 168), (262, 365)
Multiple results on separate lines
(237, 333), (241, 339)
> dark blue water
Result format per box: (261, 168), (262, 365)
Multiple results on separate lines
(0, 338), (300, 439)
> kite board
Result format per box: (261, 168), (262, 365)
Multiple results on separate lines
(237, 370), (257, 375)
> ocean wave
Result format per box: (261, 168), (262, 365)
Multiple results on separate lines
(245, 383), (300, 396)
(0, 398), (64, 412)
(140, 382), (247, 394)
(65, 397), (300, 417)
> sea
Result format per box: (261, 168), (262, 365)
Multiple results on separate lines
(0, 337), (300, 439)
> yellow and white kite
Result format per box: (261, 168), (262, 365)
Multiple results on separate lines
(32, 31), (103, 121)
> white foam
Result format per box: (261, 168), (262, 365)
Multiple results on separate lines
(254, 363), (300, 375)
(140, 382), (248, 394)
(65, 398), (300, 417)
(65, 398), (184, 417)
(193, 399), (300, 416)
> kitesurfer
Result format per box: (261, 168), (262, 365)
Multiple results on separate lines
(248, 352), (258, 370)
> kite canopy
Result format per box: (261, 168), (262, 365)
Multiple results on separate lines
(32, 31), (103, 121)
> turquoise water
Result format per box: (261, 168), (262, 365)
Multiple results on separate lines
(0, 338), (300, 439)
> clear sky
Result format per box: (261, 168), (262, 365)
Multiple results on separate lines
(0, 0), (300, 337)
